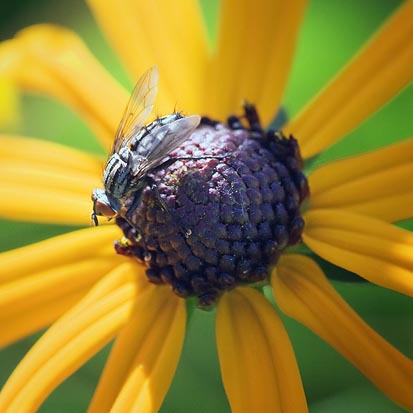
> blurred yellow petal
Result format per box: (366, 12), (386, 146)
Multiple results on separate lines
(0, 135), (103, 224)
(0, 183), (91, 225)
(0, 226), (124, 345)
(344, 193), (413, 223)
(309, 138), (413, 221)
(0, 257), (124, 347)
(309, 139), (413, 195)
(207, 0), (307, 124)
(0, 76), (19, 127)
(216, 287), (307, 413)
(87, 0), (208, 114)
(286, 1), (413, 158)
(0, 225), (121, 284)
(273, 255), (413, 410)
(1, 161), (99, 196)
(0, 24), (128, 149)
(62, 257), (146, 320)
(0, 258), (121, 315)
(89, 285), (185, 413)
(0, 135), (103, 175)
(303, 209), (413, 296)
(0, 288), (87, 348)
(0, 262), (148, 413)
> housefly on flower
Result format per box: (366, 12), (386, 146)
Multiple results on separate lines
(91, 66), (201, 225)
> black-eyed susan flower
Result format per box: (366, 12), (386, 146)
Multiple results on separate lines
(0, 1), (412, 412)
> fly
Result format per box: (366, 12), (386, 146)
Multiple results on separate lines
(91, 66), (201, 225)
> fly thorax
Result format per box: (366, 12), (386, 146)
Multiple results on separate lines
(104, 149), (133, 198)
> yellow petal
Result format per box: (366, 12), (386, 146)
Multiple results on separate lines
(89, 285), (185, 413)
(0, 183), (92, 225)
(285, 1), (413, 158)
(0, 225), (124, 345)
(0, 162), (99, 196)
(344, 193), (413, 223)
(273, 254), (413, 410)
(0, 134), (103, 175)
(0, 256), (125, 347)
(86, 0), (208, 114)
(309, 139), (413, 195)
(302, 209), (413, 296)
(0, 225), (121, 284)
(216, 287), (307, 413)
(0, 262), (148, 413)
(0, 258), (121, 314)
(309, 138), (413, 221)
(0, 288), (87, 348)
(0, 135), (104, 225)
(0, 25), (128, 148)
(0, 76), (19, 127)
(206, 0), (307, 124)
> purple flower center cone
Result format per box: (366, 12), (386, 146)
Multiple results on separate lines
(115, 108), (309, 307)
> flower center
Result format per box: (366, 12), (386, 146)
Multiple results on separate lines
(115, 105), (309, 307)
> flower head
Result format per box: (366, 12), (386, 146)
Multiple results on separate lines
(0, 1), (412, 412)
(110, 107), (308, 307)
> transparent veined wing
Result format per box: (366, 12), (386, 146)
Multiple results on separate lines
(112, 66), (159, 153)
(132, 115), (201, 179)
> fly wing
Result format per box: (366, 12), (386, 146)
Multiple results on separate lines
(112, 66), (159, 154)
(132, 115), (201, 178)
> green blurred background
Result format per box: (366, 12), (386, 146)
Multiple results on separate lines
(0, 0), (412, 412)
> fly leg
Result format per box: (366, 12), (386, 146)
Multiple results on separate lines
(200, 116), (220, 127)
(125, 176), (168, 224)
(157, 155), (229, 170)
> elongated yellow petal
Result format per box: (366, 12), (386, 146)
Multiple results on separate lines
(309, 164), (413, 221)
(0, 257), (127, 346)
(86, 0), (208, 114)
(0, 135), (104, 224)
(0, 289), (87, 348)
(0, 225), (121, 283)
(0, 161), (100, 196)
(273, 255), (413, 410)
(303, 209), (413, 296)
(0, 135), (103, 175)
(309, 139), (413, 195)
(206, 0), (307, 124)
(89, 285), (185, 413)
(0, 257), (122, 316)
(0, 76), (19, 127)
(216, 287), (307, 413)
(285, 1), (413, 158)
(347, 192), (413, 223)
(61, 257), (147, 321)
(0, 183), (91, 225)
(0, 262), (147, 413)
(0, 25), (128, 148)
(309, 138), (413, 221)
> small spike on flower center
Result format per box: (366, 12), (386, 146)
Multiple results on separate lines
(115, 105), (309, 307)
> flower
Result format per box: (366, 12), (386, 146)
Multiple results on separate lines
(0, 1), (412, 412)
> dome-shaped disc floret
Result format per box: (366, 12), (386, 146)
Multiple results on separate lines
(115, 105), (309, 307)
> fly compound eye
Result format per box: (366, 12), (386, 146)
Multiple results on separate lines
(91, 188), (118, 226)
(95, 200), (117, 219)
